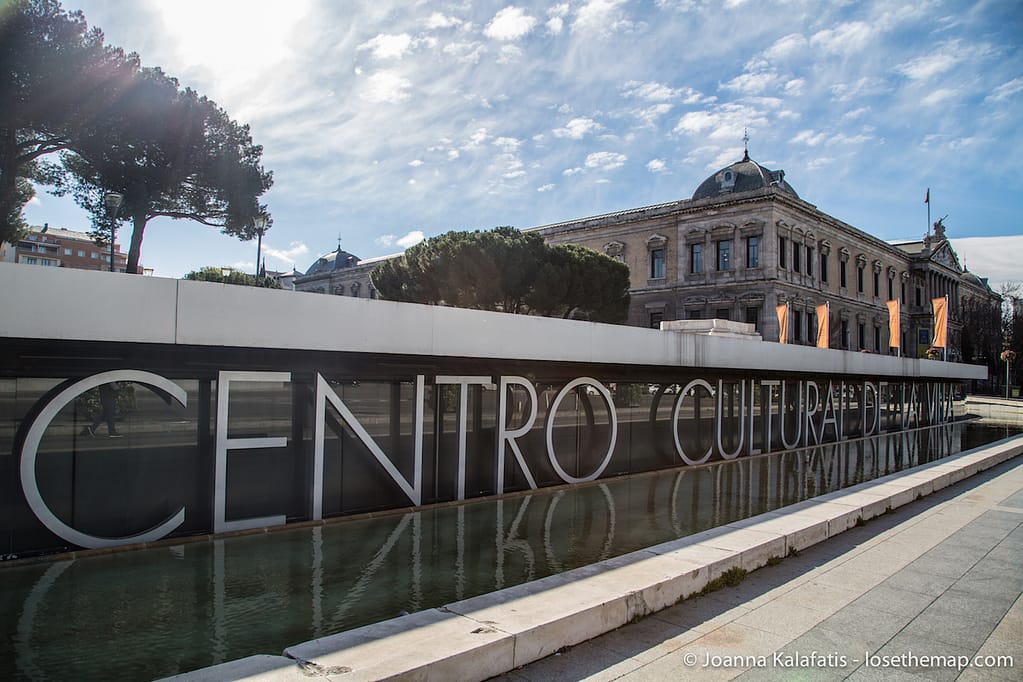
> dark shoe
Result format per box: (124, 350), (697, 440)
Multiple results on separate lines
(108, 431), (124, 438)
(80, 425), (96, 437)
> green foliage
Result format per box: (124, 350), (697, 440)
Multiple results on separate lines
(184, 267), (281, 289)
(371, 227), (630, 323)
(0, 0), (110, 243)
(0, 0), (273, 269)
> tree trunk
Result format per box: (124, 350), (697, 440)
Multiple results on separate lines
(126, 205), (147, 274)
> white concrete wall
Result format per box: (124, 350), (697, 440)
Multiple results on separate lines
(0, 263), (986, 380)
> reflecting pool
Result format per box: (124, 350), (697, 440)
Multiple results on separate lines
(0, 421), (1018, 680)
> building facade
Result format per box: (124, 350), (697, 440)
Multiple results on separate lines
(535, 152), (999, 358)
(1, 224), (130, 272)
(293, 246), (386, 298)
(296, 151), (999, 359)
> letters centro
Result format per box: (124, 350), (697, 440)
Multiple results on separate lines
(19, 369), (955, 550)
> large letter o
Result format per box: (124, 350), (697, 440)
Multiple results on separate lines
(544, 378), (618, 484)
(19, 370), (188, 549)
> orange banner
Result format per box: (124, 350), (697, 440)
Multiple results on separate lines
(815, 303), (829, 349)
(776, 304), (789, 344)
(932, 297), (948, 348)
(886, 300), (900, 348)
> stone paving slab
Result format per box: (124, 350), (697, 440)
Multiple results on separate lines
(504, 446), (1023, 682)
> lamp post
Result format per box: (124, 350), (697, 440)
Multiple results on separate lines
(253, 214), (268, 278)
(104, 192), (124, 273)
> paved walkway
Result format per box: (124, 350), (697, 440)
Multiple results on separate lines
(499, 457), (1023, 681)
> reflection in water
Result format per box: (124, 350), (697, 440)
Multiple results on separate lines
(1, 422), (1018, 681)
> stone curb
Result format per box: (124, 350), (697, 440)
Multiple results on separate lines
(164, 434), (1023, 682)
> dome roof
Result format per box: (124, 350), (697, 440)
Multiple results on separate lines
(692, 151), (798, 201)
(304, 247), (361, 276)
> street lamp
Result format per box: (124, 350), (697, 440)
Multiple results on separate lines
(253, 214), (268, 278)
(104, 192), (124, 273)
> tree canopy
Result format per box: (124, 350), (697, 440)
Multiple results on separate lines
(1, 0), (273, 272)
(183, 267), (281, 289)
(371, 227), (631, 323)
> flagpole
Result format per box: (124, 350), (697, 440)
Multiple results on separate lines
(926, 188), (931, 238)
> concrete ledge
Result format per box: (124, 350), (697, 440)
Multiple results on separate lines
(168, 433), (1023, 682)
(963, 396), (1023, 423)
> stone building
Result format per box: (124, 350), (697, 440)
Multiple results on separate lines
(296, 150), (998, 359)
(535, 150), (998, 357)
(293, 245), (386, 298)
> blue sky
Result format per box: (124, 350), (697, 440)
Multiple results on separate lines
(23, 0), (1023, 289)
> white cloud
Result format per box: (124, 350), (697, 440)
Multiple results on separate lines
(921, 88), (959, 107)
(810, 21), (874, 54)
(357, 33), (413, 60)
(584, 151), (627, 171)
(721, 71), (780, 95)
(573, 0), (631, 35)
(425, 12), (461, 30)
(673, 103), (767, 142)
(553, 117), (602, 139)
(378, 230), (426, 249)
(263, 241), (310, 266)
(408, 159), (424, 167)
(398, 231), (425, 248)
(895, 52), (959, 81)
(547, 17), (564, 34)
(360, 71), (412, 103)
(763, 33), (807, 61)
(622, 80), (679, 101)
(647, 158), (666, 173)
(792, 130), (826, 147)
(805, 157), (834, 171)
(537, 183), (555, 192)
(484, 7), (537, 41)
(497, 44), (524, 63)
(830, 77), (890, 102)
(493, 136), (522, 152)
(986, 78), (1023, 103)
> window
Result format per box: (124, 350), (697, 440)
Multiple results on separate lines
(25, 256), (37, 264)
(888, 277), (894, 301)
(64, 248), (71, 256)
(874, 325), (881, 352)
(688, 310), (702, 320)
(746, 237), (759, 268)
(649, 248), (665, 279)
(793, 310), (803, 343)
(690, 244), (703, 274)
(841, 320), (850, 349)
(858, 323), (866, 350)
(717, 240), (731, 271)
(856, 265), (864, 293)
(806, 246), (813, 276)
(792, 243), (801, 273)
(820, 253), (829, 283)
(649, 311), (664, 329)
(78, 250), (86, 257)
(90, 252), (98, 259)
(840, 260), (847, 288)
(778, 237), (787, 268)
(873, 270), (880, 297)
(901, 280), (907, 304)
(915, 286), (922, 307)
(715, 308), (730, 320)
(745, 305), (760, 331)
